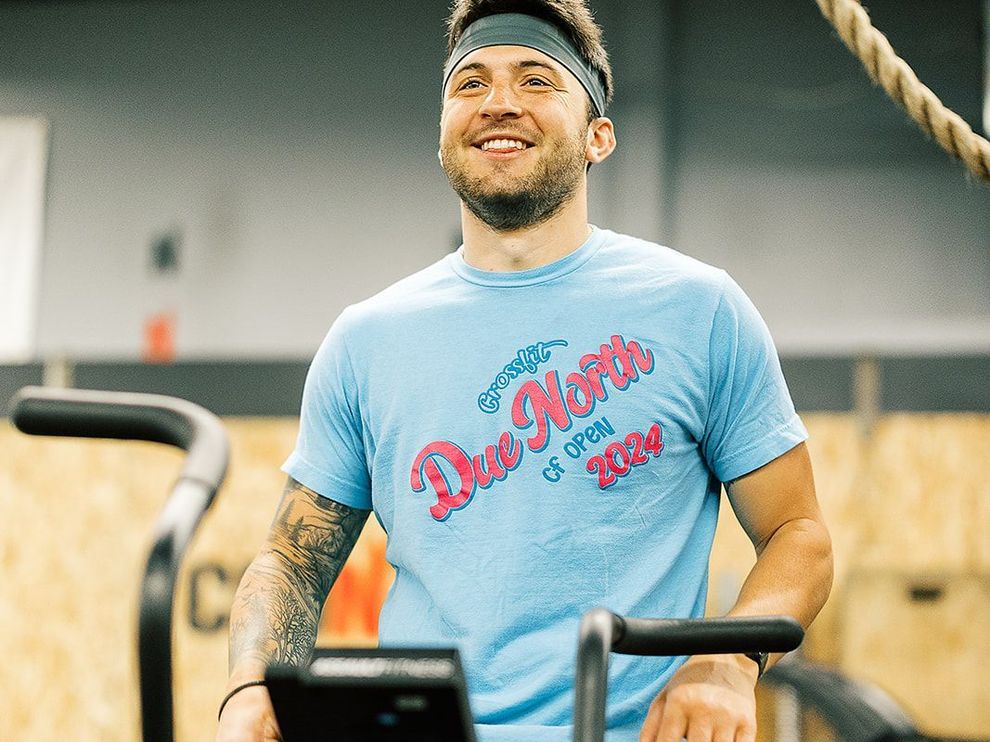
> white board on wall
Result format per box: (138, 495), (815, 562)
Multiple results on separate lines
(0, 116), (49, 363)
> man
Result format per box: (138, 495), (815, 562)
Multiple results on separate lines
(216, 1), (833, 740)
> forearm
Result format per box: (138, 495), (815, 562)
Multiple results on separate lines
(224, 478), (371, 689)
(727, 516), (833, 662)
(226, 549), (326, 685)
(641, 447), (829, 738)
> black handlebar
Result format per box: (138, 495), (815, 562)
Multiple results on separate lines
(9, 386), (229, 742)
(574, 608), (804, 742)
(10, 385), (227, 493)
(613, 614), (805, 656)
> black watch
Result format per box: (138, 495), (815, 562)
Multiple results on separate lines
(745, 651), (768, 678)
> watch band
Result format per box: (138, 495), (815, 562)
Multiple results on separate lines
(745, 651), (769, 678)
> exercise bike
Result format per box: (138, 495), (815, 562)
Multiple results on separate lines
(11, 385), (803, 742)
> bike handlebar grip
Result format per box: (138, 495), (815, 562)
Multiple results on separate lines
(9, 386), (228, 494)
(612, 615), (804, 656)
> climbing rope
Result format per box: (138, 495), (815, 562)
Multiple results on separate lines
(814, 0), (990, 182)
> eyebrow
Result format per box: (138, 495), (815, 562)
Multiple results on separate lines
(452, 59), (565, 79)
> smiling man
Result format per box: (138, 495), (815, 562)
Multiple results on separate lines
(216, 2), (833, 741)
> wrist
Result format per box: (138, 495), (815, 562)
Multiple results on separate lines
(218, 679), (268, 721)
(689, 653), (761, 683)
(734, 653), (762, 684)
(226, 656), (268, 689)
(672, 653), (761, 695)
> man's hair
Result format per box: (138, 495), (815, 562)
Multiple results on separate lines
(445, 0), (614, 117)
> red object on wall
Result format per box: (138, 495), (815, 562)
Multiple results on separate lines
(143, 312), (176, 364)
(319, 530), (393, 645)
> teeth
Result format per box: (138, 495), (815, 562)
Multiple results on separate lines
(481, 139), (527, 151)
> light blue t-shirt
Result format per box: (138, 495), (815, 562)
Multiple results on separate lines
(283, 227), (806, 741)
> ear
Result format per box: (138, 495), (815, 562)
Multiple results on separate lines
(585, 117), (616, 165)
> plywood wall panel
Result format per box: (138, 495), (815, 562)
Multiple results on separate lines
(856, 415), (990, 572)
(0, 429), (180, 740)
(838, 571), (990, 738)
(3, 412), (989, 740)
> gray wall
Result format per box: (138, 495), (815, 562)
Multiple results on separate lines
(667, 0), (990, 355)
(1, 0), (987, 360)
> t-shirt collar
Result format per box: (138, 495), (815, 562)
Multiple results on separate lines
(448, 226), (605, 287)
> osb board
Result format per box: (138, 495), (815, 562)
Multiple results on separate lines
(838, 571), (990, 738)
(3, 412), (989, 740)
(707, 413), (990, 738)
(854, 414), (990, 572)
(0, 426), (182, 740)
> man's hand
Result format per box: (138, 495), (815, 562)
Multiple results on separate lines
(639, 654), (759, 742)
(215, 684), (283, 742)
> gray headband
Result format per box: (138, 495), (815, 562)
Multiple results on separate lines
(442, 12), (607, 116)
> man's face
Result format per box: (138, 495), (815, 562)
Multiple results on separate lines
(439, 45), (593, 232)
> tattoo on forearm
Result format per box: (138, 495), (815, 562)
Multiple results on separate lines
(228, 478), (369, 672)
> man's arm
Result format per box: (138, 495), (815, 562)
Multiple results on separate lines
(722, 441), (833, 630)
(217, 476), (370, 740)
(640, 442), (833, 742)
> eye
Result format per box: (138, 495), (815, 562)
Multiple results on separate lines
(458, 79), (485, 91)
(523, 77), (550, 87)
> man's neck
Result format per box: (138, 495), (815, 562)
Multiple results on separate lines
(459, 191), (592, 272)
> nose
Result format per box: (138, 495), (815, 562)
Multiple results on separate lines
(478, 82), (522, 120)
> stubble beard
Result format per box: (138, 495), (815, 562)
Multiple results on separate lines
(441, 129), (587, 233)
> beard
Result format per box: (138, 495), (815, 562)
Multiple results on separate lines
(440, 127), (587, 232)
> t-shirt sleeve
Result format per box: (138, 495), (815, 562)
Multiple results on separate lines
(701, 273), (807, 483)
(282, 311), (373, 509)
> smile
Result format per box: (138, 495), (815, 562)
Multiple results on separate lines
(479, 138), (531, 152)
